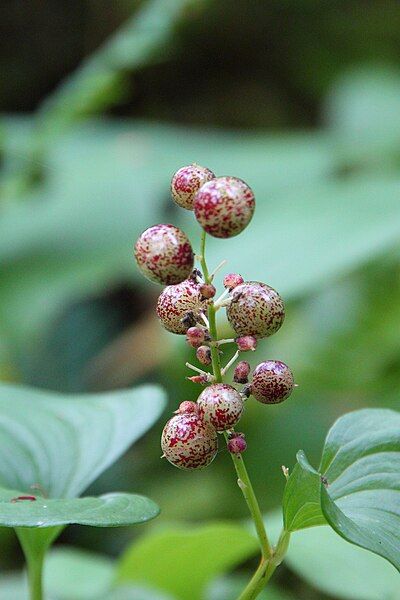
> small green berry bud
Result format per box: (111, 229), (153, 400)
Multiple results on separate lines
(196, 345), (212, 365)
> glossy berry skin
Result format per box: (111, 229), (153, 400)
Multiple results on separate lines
(196, 345), (212, 365)
(175, 401), (198, 414)
(161, 413), (218, 470)
(236, 335), (257, 352)
(156, 279), (205, 334)
(234, 361), (250, 384)
(194, 176), (255, 238)
(134, 224), (194, 285)
(171, 164), (215, 210)
(227, 433), (247, 454)
(227, 281), (285, 339)
(197, 383), (243, 431)
(223, 273), (244, 290)
(186, 326), (205, 348)
(251, 360), (294, 404)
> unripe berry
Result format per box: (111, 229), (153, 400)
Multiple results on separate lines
(171, 164), (215, 210)
(175, 401), (198, 414)
(227, 433), (247, 454)
(251, 360), (294, 404)
(223, 273), (244, 290)
(199, 283), (216, 300)
(236, 335), (257, 352)
(156, 279), (206, 334)
(234, 361), (250, 384)
(194, 176), (255, 238)
(227, 282), (285, 339)
(196, 345), (212, 365)
(161, 413), (218, 470)
(186, 326), (205, 348)
(197, 383), (243, 431)
(134, 224), (194, 285)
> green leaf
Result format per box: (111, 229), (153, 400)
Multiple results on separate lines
(0, 383), (165, 499)
(283, 408), (400, 571)
(0, 488), (158, 528)
(116, 522), (259, 600)
(286, 525), (400, 600)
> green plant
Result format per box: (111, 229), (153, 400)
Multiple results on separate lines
(134, 165), (400, 599)
(0, 384), (165, 600)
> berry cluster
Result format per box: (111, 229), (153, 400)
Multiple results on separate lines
(134, 164), (295, 470)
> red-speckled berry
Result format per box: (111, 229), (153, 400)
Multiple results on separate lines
(174, 401), (198, 414)
(196, 345), (212, 365)
(186, 326), (205, 348)
(223, 273), (244, 290)
(236, 336), (257, 352)
(227, 282), (285, 339)
(199, 283), (216, 300)
(197, 383), (243, 431)
(251, 360), (294, 404)
(134, 224), (194, 285)
(161, 413), (218, 470)
(194, 176), (255, 238)
(234, 361), (250, 384)
(227, 433), (247, 454)
(171, 164), (215, 210)
(156, 279), (206, 334)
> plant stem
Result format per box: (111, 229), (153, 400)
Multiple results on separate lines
(199, 230), (283, 598)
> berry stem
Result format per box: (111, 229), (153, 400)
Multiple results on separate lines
(198, 230), (278, 598)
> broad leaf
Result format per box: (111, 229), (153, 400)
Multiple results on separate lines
(0, 488), (158, 527)
(116, 522), (259, 600)
(0, 383), (165, 499)
(283, 408), (400, 571)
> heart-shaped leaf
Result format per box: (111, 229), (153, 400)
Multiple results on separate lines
(0, 383), (165, 499)
(283, 408), (400, 571)
(0, 488), (159, 527)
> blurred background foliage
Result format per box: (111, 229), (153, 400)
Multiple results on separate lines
(1, 0), (400, 598)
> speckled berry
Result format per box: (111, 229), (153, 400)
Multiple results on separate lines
(227, 281), (285, 339)
(196, 345), (212, 365)
(223, 273), (244, 290)
(227, 433), (247, 454)
(236, 335), (257, 352)
(186, 326), (205, 348)
(174, 401), (198, 414)
(156, 279), (206, 334)
(161, 413), (218, 470)
(194, 176), (255, 238)
(251, 360), (294, 404)
(171, 164), (215, 210)
(234, 361), (250, 384)
(134, 224), (194, 285)
(199, 283), (216, 300)
(197, 383), (243, 431)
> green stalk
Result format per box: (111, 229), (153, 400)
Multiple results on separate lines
(199, 230), (290, 599)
